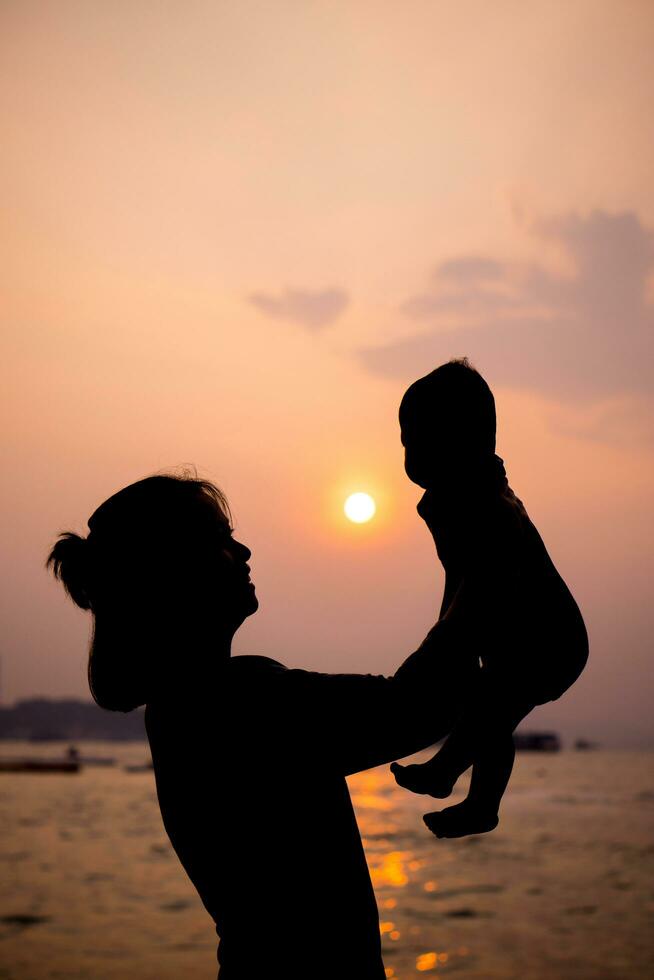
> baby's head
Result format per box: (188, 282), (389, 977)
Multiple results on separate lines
(399, 358), (496, 489)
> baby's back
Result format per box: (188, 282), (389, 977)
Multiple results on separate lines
(473, 486), (588, 704)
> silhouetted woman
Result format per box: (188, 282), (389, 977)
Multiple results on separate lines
(48, 473), (480, 979)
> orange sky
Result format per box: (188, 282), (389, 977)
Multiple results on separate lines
(1, 1), (653, 745)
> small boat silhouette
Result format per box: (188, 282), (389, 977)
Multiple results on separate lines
(513, 731), (561, 752)
(66, 746), (116, 766)
(574, 738), (598, 750)
(0, 758), (80, 773)
(123, 760), (153, 773)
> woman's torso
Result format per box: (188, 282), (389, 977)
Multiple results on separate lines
(145, 657), (386, 980)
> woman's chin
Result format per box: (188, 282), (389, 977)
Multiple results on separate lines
(244, 588), (259, 615)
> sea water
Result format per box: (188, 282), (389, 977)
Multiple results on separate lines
(1, 743), (653, 979)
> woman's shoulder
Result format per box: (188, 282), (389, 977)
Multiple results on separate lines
(223, 655), (292, 699)
(146, 656), (293, 746)
(228, 654), (287, 676)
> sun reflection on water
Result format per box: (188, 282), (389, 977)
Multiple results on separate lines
(370, 850), (410, 888)
(347, 765), (481, 976)
(351, 792), (393, 811)
(416, 950), (449, 971)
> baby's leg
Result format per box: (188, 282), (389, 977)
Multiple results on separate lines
(423, 730), (514, 837)
(392, 654), (482, 798)
(391, 722), (477, 798)
(424, 699), (533, 838)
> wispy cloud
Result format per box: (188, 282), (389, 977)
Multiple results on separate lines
(361, 211), (654, 411)
(249, 286), (349, 330)
(437, 256), (505, 282)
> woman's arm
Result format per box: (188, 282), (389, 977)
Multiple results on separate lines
(268, 593), (480, 777)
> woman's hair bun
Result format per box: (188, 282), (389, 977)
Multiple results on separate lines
(47, 532), (93, 610)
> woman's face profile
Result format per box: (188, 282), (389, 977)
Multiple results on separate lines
(200, 501), (259, 626)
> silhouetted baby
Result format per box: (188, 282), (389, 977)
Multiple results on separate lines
(391, 359), (588, 838)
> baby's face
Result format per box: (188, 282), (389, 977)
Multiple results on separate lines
(400, 423), (441, 489)
(399, 385), (449, 489)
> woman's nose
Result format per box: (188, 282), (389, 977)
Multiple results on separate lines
(232, 539), (251, 562)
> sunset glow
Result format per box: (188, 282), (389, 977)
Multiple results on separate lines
(344, 493), (377, 524)
(1, 8), (653, 980)
(0, 0), (652, 750)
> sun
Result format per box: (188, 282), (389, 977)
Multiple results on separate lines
(344, 492), (376, 524)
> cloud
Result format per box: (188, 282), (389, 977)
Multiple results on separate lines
(547, 395), (654, 446)
(436, 256), (505, 282)
(249, 286), (349, 330)
(361, 211), (654, 409)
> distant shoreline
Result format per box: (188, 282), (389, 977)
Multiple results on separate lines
(0, 698), (146, 741)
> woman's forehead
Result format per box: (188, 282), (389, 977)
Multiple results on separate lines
(193, 491), (230, 527)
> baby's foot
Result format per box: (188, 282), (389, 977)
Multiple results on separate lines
(390, 760), (457, 799)
(423, 799), (498, 839)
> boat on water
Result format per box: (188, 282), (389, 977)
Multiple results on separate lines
(574, 738), (598, 750)
(0, 758), (80, 773)
(513, 730), (561, 752)
(123, 760), (153, 773)
(0, 745), (116, 773)
(66, 746), (116, 767)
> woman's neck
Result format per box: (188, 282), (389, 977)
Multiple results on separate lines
(147, 627), (234, 704)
